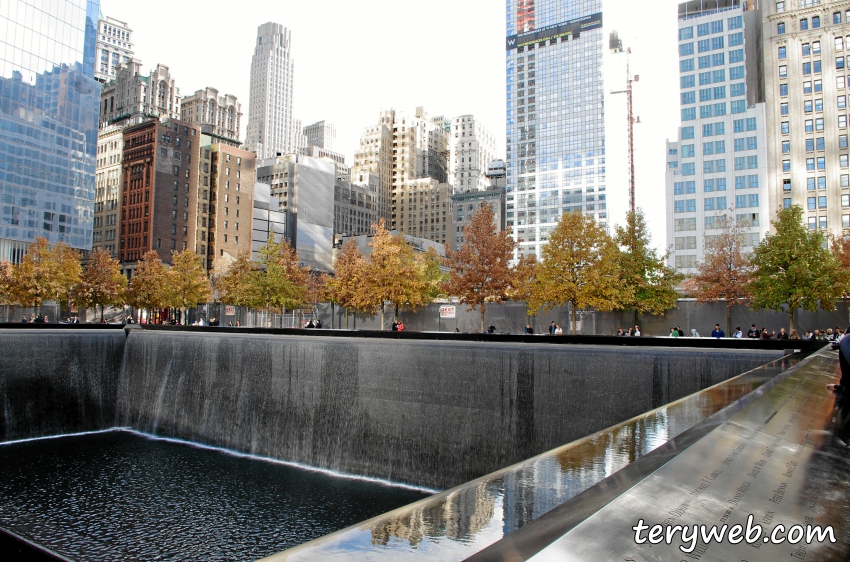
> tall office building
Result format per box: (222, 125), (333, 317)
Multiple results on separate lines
(93, 125), (123, 258)
(666, 0), (768, 272)
(449, 115), (498, 192)
(244, 23), (295, 159)
(505, 1), (629, 261)
(351, 117), (393, 223)
(0, 0), (101, 262)
(95, 15), (133, 84)
(763, 0), (850, 238)
(303, 120), (336, 150)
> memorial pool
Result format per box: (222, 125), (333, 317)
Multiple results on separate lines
(0, 430), (430, 561)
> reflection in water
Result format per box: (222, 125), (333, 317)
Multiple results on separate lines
(370, 482), (496, 546)
(277, 359), (787, 561)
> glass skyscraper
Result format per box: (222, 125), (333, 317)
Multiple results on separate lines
(0, 0), (100, 262)
(506, 0), (618, 260)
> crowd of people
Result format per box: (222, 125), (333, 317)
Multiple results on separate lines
(661, 323), (849, 340)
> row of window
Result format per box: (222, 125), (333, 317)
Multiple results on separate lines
(782, 155), (850, 171)
(673, 194), (760, 214)
(680, 66), (745, 86)
(779, 117), (850, 134)
(682, 100), (749, 120)
(674, 175), (761, 194)
(678, 15), (742, 41)
(680, 137), (758, 157)
(679, 43), (745, 66)
(781, 136), (850, 154)
(680, 156), (759, 175)
(680, 119), (758, 141)
(680, 84), (747, 105)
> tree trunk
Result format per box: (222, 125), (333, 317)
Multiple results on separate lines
(789, 307), (795, 333)
(570, 303), (577, 335)
(380, 303), (385, 331)
(726, 302), (733, 337)
(331, 303), (335, 329)
(100, 303), (105, 323)
(345, 307), (349, 329)
(633, 309), (639, 331)
(480, 305), (485, 333)
(281, 305), (285, 328)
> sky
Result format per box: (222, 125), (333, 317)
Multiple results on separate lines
(104, 0), (683, 248)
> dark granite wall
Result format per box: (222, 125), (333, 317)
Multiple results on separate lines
(114, 332), (783, 489)
(0, 330), (126, 441)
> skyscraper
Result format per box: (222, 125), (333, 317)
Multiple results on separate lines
(449, 115), (498, 192)
(244, 23), (294, 160)
(666, 0), (768, 272)
(94, 14), (133, 84)
(0, 0), (102, 262)
(303, 120), (336, 151)
(505, 1), (627, 261)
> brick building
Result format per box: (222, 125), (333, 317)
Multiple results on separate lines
(119, 119), (201, 276)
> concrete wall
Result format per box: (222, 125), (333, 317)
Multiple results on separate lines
(0, 330), (126, 441)
(316, 300), (850, 336)
(114, 331), (781, 489)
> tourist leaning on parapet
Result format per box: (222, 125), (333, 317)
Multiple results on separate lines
(669, 327), (679, 338)
(711, 324), (725, 338)
(777, 328), (789, 340)
(690, 328), (701, 337)
(733, 326), (743, 338)
(634, 325), (641, 336)
(747, 324), (759, 338)
(549, 321), (557, 335)
(790, 330), (801, 340)
(826, 334), (850, 393)
(762, 328), (775, 339)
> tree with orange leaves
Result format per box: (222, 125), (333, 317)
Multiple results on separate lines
(443, 203), (515, 332)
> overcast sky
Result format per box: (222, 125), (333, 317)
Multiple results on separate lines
(104, 0), (682, 248)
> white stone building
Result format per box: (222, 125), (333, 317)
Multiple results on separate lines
(763, 0), (850, 238)
(449, 115), (498, 192)
(98, 60), (181, 129)
(95, 15), (133, 84)
(181, 87), (242, 146)
(303, 120), (336, 151)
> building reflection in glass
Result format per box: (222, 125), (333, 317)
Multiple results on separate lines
(0, 0), (101, 262)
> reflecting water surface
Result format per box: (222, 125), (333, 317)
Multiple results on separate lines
(0, 430), (429, 561)
(272, 357), (797, 561)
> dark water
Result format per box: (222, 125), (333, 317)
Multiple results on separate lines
(0, 430), (430, 561)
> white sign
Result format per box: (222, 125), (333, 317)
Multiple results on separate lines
(439, 305), (456, 319)
(225, 306), (236, 316)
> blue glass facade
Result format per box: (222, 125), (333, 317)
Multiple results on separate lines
(0, 0), (100, 261)
(506, 0), (606, 260)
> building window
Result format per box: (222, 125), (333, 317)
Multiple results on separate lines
(818, 156), (827, 169)
(801, 18), (809, 31)
(817, 137), (825, 150)
(781, 122), (789, 134)
(681, 126), (695, 139)
(778, 22), (786, 34)
(780, 102), (789, 115)
(812, 16), (820, 29)
(780, 84), (788, 96)
(782, 140), (790, 153)
(779, 46), (786, 60)
(783, 160), (791, 172)
(776, 1), (785, 12)
(840, 135), (848, 148)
